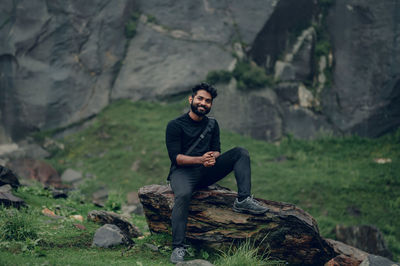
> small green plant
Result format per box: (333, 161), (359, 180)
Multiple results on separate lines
(206, 70), (232, 85)
(105, 190), (125, 212)
(0, 207), (39, 241)
(125, 12), (141, 39)
(19, 183), (52, 198)
(214, 238), (280, 266)
(146, 14), (158, 24)
(233, 61), (273, 90)
(205, 60), (273, 90)
(315, 40), (331, 57)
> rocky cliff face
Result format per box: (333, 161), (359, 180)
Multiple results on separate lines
(0, 0), (399, 143)
(324, 0), (400, 137)
(0, 0), (135, 141)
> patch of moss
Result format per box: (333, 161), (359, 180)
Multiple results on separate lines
(233, 61), (273, 90)
(315, 40), (331, 58)
(146, 14), (158, 24)
(125, 12), (141, 39)
(205, 61), (274, 90)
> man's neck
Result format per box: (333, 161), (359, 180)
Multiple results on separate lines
(188, 111), (204, 122)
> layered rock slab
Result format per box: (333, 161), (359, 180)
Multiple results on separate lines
(0, 0), (134, 141)
(139, 184), (336, 265)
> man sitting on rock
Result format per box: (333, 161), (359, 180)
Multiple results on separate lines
(165, 83), (269, 264)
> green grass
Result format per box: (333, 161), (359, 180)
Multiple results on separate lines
(214, 238), (285, 266)
(2, 98), (399, 264)
(50, 99), (400, 261)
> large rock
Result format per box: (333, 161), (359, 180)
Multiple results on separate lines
(0, 165), (20, 188)
(250, 0), (317, 72)
(325, 254), (362, 266)
(360, 255), (400, 266)
(0, 189), (25, 208)
(136, 0), (275, 46)
(323, 0), (400, 137)
(1, 0), (399, 143)
(274, 27), (316, 82)
(0, 0), (134, 142)
(92, 224), (132, 248)
(61, 168), (83, 185)
(0, 142), (50, 161)
(335, 225), (393, 259)
(211, 80), (334, 141)
(211, 79), (283, 141)
(280, 103), (334, 139)
(87, 210), (142, 238)
(6, 158), (63, 188)
(111, 22), (234, 101)
(325, 239), (369, 264)
(138, 184), (338, 265)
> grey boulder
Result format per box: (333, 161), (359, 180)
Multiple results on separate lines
(92, 224), (131, 248)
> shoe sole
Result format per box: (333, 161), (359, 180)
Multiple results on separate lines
(232, 206), (268, 215)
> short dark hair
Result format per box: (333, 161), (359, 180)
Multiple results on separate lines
(191, 83), (218, 99)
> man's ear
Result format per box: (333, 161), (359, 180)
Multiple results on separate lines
(189, 95), (193, 104)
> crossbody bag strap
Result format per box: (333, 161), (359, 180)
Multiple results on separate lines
(167, 117), (216, 182)
(184, 117), (215, 155)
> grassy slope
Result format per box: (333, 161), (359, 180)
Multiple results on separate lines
(3, 99), (398, 264)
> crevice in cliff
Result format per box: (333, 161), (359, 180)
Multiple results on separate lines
(250, 0), (317, 72)
(109, 4), (140, 102)
(26, 17), (54, 56)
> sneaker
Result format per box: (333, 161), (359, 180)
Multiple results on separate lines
(170, 247), (186, 264)
(233, 196), (269, 215)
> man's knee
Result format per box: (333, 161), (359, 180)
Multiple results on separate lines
(233, 147), (249, 158)
(174, 189), (192, 203)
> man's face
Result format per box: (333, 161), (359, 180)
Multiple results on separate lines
(189, 90), (213, 117)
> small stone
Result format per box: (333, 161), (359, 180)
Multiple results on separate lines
(52, 189), (68, 199)
(87, 210), (142, 238)
(74, 223), (86, 230)
(144, 243), (159, 252)
(127, 191), (140, 205)
(130, 160), (141, 172)
(42, 208), (64, 219)
(373, 158), (392, 164)
(70, 215), (84, 222)
(61, 169), (83, 183)
(92, 187), (108, 207)
(92, 188), (108, 199)
(122, 205), (137, 216)
(92, 224), (130, 248)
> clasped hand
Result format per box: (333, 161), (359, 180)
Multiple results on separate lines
(201, 151), (216, 167)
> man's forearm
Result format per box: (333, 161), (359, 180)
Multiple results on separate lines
(176, 154), (204, 166)
(176, 151), (220, 166)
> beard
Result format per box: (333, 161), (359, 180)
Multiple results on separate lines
(190, 101), (210, 117)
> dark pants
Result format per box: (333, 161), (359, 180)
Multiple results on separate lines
(169, 147), (251, 248)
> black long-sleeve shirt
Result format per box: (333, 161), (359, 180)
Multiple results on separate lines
(165, 113), (221, 166)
